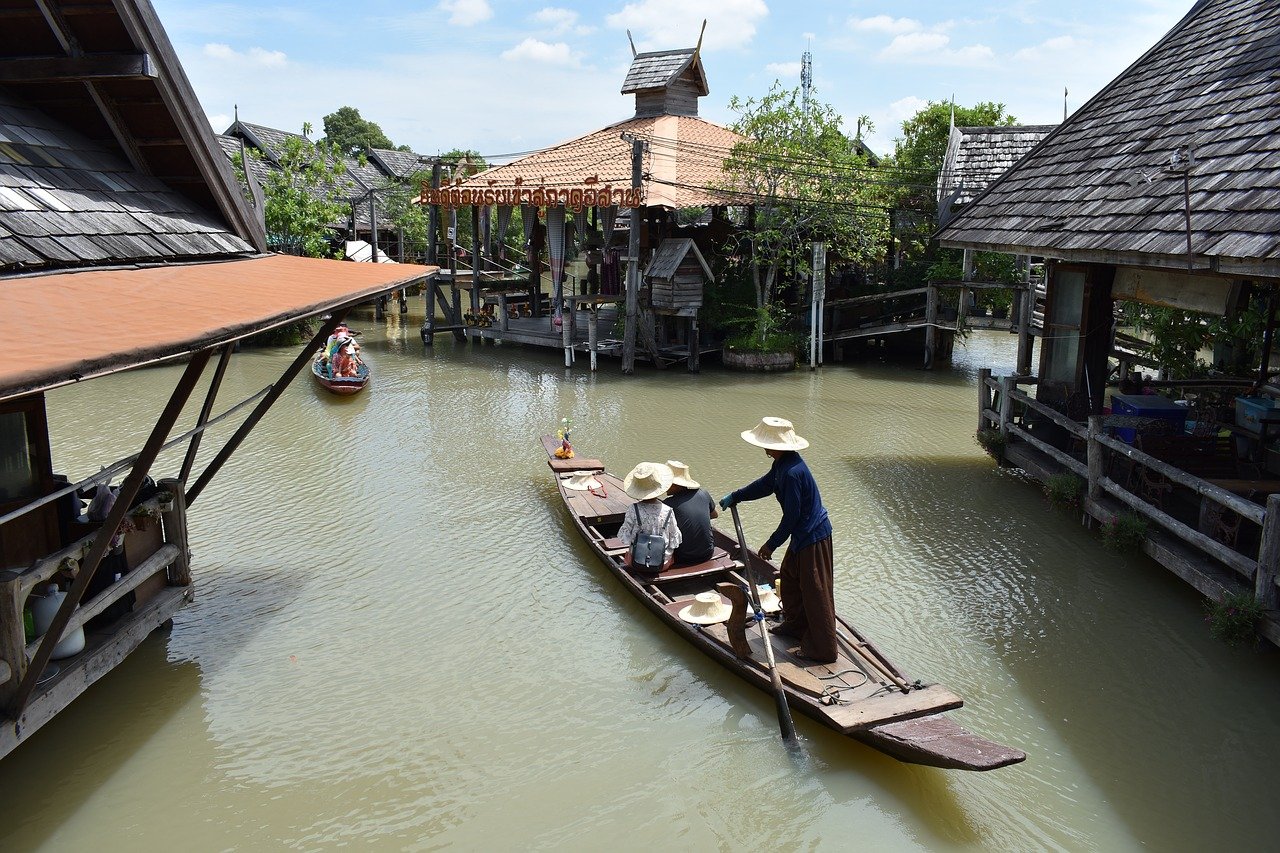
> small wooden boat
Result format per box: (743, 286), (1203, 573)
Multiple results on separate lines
(541, 436), (1025, 771)
(311, 354), (368, 395)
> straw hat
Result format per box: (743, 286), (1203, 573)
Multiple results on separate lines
(563, 470), (602, 491)
(757, 585), (781, 613)
(623, 462), (673, 501)
(666, 460), (700, 490)
(678, 591), (733, 625)
(740, 416), (809, 451)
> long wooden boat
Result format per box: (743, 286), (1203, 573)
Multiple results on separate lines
(542, 436), (1025, 771)
(311, 355), (369, 395)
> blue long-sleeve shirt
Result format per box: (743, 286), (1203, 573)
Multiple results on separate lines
(730, 451), (831, 552)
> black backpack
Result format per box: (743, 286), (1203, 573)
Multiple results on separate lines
(629, 504), (668, 572)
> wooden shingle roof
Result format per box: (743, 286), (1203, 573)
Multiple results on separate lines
(645, 237), (712, 280)
(621, 49), (707, 95)
(368, 148), (432, 179)
(1, 88), (253, 271)
(937, 0), (1280, 278)
(937, 125), (1054, 224)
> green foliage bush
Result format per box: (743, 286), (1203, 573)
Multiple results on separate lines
(975, 428), (1006, 460)
(1101, 512), (1147, 551)
(1204, 590), (1262, 647)
(1044, 472), (1084, 509)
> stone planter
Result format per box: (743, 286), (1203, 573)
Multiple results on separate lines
(721, 348), (796, 372)
(992, 307), (1009, 320)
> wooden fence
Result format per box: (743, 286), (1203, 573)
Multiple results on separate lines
(978, 370), (1279, 610)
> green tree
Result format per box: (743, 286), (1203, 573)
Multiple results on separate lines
(885, 100), (1016, 283)
(322, 106), (399, 156)
(240, 123), (349, 258)
(721, 84), (887, 317)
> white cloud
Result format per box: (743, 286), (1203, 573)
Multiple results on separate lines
(439, 0), (492, 27)
(534, 7), (575, 30)
(887, 95), (929, 123)
(202, 43), (287, 67)
(1013, 34), (1079, 63)
(765, 61), (801, 78)
(607, 0), (768, 52)
(501, 38), (577, 66)
(849, 15), (921, 35)
(880, 32), (994, 66)
(209, 113), (232, 132)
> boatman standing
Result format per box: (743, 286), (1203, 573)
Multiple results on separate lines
(720, 417), (837, 664)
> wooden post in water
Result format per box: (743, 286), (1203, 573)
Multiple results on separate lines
(562, 300), (572, 368)
(960, 248), (975, 329)
(588, 305), (598, 371)
(158, 478), (191, 586)
(1017, 255), (1034, 375)
(688, 316), (700, 373)
(427, 161), (441, 266)
(978, 367), (992, 433)
(924, 283), (939, 369)
(999, 375), (1015, 437)
(1087, 415), (1104, 504)
(1256, 494), (1280, 609)
(0, 576), (25, 707)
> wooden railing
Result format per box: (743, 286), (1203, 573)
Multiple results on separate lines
(0, 479), (188, 698)
(979, 369), (1279, 608)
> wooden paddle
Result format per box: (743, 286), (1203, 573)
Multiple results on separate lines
(730, 505), (797, 742)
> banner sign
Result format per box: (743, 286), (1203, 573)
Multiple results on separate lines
(418, 184), (643, 209)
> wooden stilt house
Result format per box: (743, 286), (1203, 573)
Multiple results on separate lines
(0, 0), (433, 759)
(938, 0), (1280, 646)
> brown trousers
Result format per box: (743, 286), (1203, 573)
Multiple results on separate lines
(776, 536), (837, 663)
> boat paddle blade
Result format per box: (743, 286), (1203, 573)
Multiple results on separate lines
(729, 505), (798, 744)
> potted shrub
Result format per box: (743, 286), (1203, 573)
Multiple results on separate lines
(721, 303), (798, 372)
(987, 288), (1013, 320)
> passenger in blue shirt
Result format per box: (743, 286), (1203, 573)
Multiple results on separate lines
(720, 417), (837, 663)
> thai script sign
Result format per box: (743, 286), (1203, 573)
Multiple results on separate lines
(418, 184), (643, 209)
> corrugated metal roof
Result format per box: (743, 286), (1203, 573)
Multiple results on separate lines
(4, 253), (433, 400)
(938, 0), (1280, 276)
(0, 89), (254, 272)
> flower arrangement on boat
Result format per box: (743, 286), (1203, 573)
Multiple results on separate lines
(554, 417), (574, 459)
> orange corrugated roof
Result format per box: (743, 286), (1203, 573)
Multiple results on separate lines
(458, 115), (744, 209)
(4, 253), (434, 400)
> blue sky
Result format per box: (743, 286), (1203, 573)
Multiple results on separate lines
(152, 0), (1192, 160)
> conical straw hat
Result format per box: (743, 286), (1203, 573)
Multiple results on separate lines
(564, 470), (602, 491)
(665, 460), (700, 489)
(678, 591), (733, 625)
(740, 416), (809, 451)
(623, 461), (673, 501)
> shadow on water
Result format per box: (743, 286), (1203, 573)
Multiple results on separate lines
(0, 634), (200, 849)
(844, 451), (1280, 849)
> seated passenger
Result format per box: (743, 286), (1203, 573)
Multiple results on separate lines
(617, 462), (682, 572)
(663, 460), (718, 565)
(332, 339), (360, 377)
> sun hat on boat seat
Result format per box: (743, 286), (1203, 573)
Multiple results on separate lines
(623, 462), (673, 501)
(665, 460), (700, 490)
(757, 585), (781, 613)
(740, 416), (809, 451)
(678, 591), (733, 625)
(564, 470), (603, 491)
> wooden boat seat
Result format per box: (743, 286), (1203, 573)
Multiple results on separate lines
(652, 548), (739, 584)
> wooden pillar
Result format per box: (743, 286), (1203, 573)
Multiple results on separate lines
(1256, 493), (1280, 609)
(0, 576), (25, 707)
(622, 137), (644, 374)
(562, 300), (573, 368)
(1017, 255), (1034, 375)
(960, 248), (975, 330)
(1087, 415), (1104, 503)
(924, 283), (939, 369)
(688, 315), (700, 373)
(452, 286), (463, 342)
(999, 375), (1014, 437)
(158, 478), (191, 586)
(423, 280), (436, 345)
(588, 305), (598, 372)
(427, 161), (441, 265)
(978, 367), (992, 433)
(471, 205), (482, 316)
(498, 293), (509, 335)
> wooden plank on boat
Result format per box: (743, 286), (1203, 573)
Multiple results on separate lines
(773, 661), (827, 697)
(862, 715), (1026, 771)
(550, 457), (605, 473)
(825, 684), (963, 732)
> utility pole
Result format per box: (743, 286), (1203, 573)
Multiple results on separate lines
(427, 160), (441, 265)
(622, 135), (645, 374)
(801, 49), (813, 113)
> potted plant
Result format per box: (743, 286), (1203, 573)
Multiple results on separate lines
(721, 303), (798, 372)
(988, 287), (1013, 320)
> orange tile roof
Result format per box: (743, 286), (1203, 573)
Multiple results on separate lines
(455, 115), (744, 209)
(5, 254), (433, 400)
